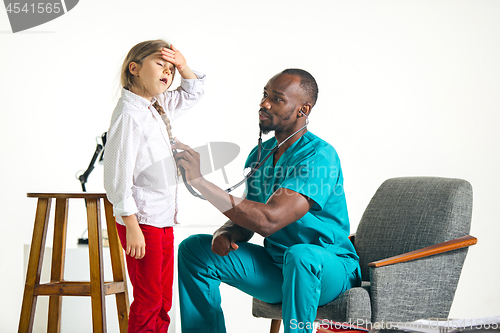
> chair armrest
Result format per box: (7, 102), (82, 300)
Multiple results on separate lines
(368, 235), (477, 268)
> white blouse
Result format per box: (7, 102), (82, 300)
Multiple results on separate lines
(104, 71), (205, 227)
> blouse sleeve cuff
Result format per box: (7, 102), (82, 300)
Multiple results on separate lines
(112, 196), (138, 217)
(180, 70), (206, 92)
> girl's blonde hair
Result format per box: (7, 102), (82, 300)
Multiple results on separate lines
(120, 39), (172, 95)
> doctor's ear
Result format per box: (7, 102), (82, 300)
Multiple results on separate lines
(298, 104), (312, 117)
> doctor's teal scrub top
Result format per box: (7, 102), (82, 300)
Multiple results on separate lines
(244, 131), (360, 276)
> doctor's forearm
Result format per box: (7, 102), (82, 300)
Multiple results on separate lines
(193, 178), (277, 237)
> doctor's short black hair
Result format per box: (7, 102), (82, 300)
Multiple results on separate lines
(281, 68), (318, 107)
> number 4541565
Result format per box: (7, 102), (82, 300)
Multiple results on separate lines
(6, 2), (62, 14)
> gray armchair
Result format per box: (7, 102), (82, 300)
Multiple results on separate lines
(252, 177), (477, 332)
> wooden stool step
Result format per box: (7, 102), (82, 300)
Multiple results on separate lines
(18, 193), (129, 333)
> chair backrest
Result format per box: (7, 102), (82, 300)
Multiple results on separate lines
(354, 177), (473, 281)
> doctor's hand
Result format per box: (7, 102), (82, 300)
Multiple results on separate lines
(212, 229), (239, 257)
(172, 140), (203, 186)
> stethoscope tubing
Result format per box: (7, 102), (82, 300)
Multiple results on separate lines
(178, 113), (309, 201)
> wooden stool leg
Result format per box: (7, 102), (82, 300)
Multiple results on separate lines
(47, 198), (69, 333)
(270, 319), (281, 333)
(87, 198), (106, 333)
(104, 198), (129, 333)
(18, 198), (52, 333)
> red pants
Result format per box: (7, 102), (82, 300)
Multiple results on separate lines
(117, 223), (174, 333)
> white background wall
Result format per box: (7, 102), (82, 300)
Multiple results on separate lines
(1, 0), (499, 332)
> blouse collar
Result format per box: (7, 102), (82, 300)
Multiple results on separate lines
(121, 88), (157, 110)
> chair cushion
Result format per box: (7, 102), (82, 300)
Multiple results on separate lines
(252, 283), (371, 324)
(252, 298), (282, 320)
(316, 285), (371, 324)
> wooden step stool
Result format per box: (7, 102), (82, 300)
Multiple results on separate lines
(18, 193), (129, 333)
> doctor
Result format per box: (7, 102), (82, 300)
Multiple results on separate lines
(173, 68), (361, 333)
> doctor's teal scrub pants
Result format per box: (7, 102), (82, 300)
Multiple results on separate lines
(178, 234), (359, 333)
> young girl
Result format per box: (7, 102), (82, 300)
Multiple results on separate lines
(103, 39), (205, 332)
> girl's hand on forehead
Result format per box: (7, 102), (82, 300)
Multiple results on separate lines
(161, 44), (197, 79)
(162, 44), (187, 70)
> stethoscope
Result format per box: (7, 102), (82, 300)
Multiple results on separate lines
(173, 111), (309, 200)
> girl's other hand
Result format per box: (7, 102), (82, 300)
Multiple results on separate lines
(125, 223), (146, 259)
